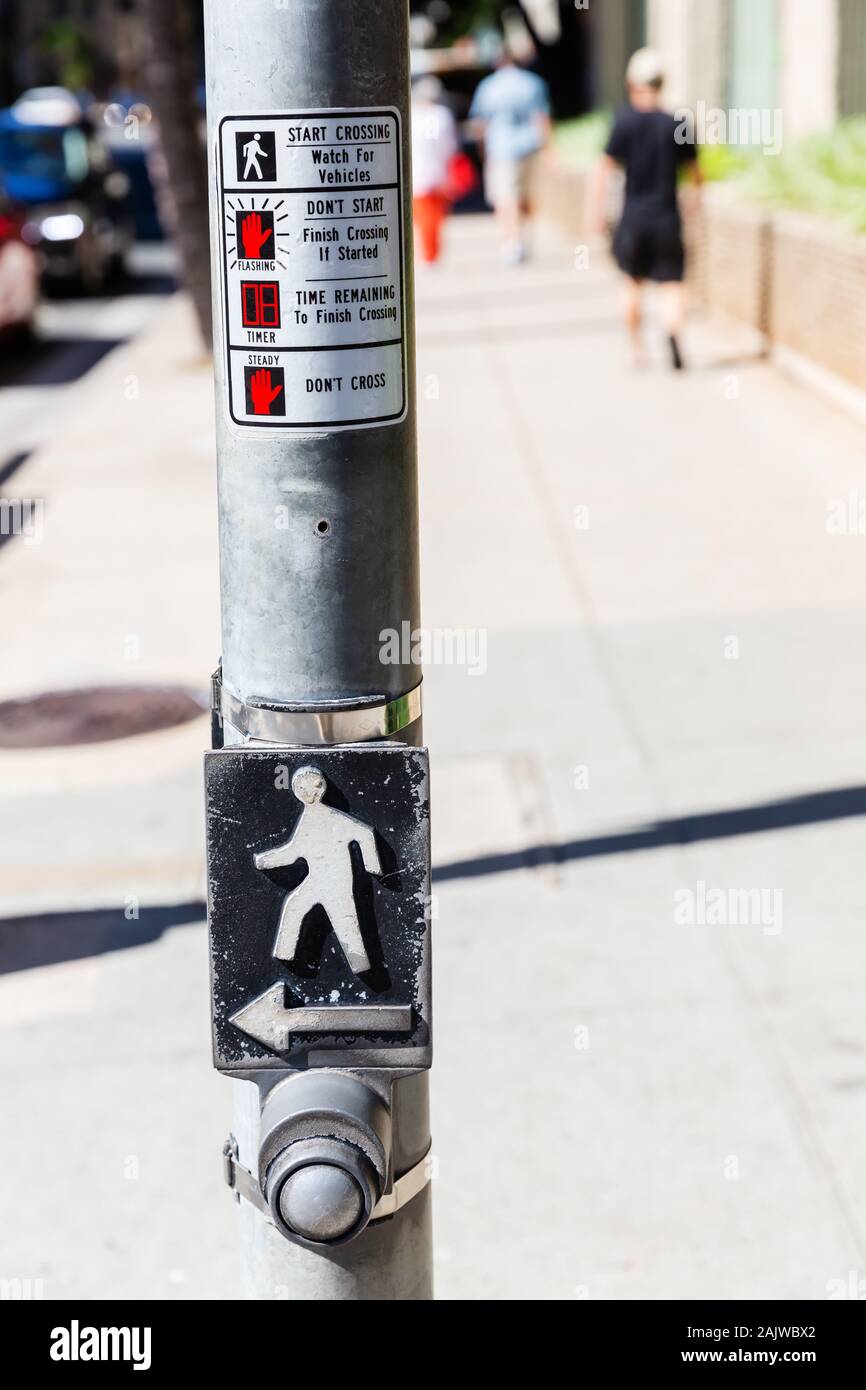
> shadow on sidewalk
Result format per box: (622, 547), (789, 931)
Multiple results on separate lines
(434, 782), (866, 882)
(0, 901), (205, 974)
(0, 336), (124, 388)
(6, 784), (863, 970)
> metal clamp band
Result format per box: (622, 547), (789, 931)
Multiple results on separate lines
(223, 1136), (268, 1215)
(223, 1135), (431, 1224)
(212, 668), (421, 746)
(369, 1151), (432, 1220)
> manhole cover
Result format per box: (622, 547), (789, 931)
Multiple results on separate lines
(0, 686), (207, 749)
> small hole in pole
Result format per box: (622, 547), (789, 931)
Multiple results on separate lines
(315, 519), (331, 537)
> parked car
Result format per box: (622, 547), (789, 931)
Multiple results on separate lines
(0, 195), (39, 338)
(0, 87), (133, 290)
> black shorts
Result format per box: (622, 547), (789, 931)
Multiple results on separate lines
(612, 212), (685, 283)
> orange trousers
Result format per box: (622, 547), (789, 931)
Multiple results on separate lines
(413, 192), (449, 264)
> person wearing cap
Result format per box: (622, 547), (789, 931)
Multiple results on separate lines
(588, 47), (702, 369)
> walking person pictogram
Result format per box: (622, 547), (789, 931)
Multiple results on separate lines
(235, 129), (276, 182)
(242, 132), (266, 179)
(253, 766), (383, 975)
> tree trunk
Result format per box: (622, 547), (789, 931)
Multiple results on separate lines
(138, 0), (212, 347)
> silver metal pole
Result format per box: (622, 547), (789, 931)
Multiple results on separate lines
(205, 0), (419, 703)
(203, 0), (432, 1300)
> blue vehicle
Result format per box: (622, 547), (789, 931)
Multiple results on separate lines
(0, 88), (133, 289)
(100, 92), (164, 242)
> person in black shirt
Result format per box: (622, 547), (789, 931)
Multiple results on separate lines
(588, 48), (702, 369)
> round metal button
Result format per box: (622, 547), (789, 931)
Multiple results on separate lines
(278, 1164), (365, 1243)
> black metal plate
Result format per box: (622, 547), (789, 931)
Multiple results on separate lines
(205, 744), (430, 1070)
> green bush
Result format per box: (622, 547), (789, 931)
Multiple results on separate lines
(553, 112), (611, 168)
(555, 111), (866, 232)
(698, 142), (758, 183)
(731, 118), (866, 231)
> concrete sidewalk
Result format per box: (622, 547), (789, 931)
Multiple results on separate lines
(2, 213), (866, 1299)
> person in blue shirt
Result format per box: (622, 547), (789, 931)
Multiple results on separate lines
(470, 47), (551, 265)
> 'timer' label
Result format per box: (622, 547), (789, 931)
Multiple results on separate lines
(217, 109), (407, 432)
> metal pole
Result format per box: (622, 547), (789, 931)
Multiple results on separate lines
(203, 0), (432, 1300)
(204, 0), (419, 704)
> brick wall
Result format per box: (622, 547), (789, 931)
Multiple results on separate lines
(686, 189), (770, 334)
(769, 211), (866, 389)
(533, 159), (590, 242)
(691, 193), (866, 395)
(537, 162), (866, 395)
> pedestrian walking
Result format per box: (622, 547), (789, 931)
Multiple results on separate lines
(469, 46), (551, 266)
(241, 132), (266, 179)
(253, 766), (383, 977)
(588, 48), (702, 369)
(411, 77), (458, 266)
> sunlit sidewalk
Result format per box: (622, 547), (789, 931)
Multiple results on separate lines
(2, 212), (866, 1298)
(419, 213), (866, 1299)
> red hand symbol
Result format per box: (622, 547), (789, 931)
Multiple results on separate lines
(250, 368), (283, 415)
(241, 212), (273, 260)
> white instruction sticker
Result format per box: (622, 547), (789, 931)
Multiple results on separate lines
(217, 109), (406, 432)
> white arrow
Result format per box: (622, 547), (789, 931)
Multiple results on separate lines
(230, 983), (413, 1052)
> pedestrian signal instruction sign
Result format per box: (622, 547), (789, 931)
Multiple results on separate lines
(216, 109), (407, 432)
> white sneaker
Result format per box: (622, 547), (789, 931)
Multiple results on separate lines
(501, 241), (526, 267)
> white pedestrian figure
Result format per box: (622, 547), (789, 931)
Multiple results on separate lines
(254, 766), (382, 975)
(242, 131), (266, 179)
